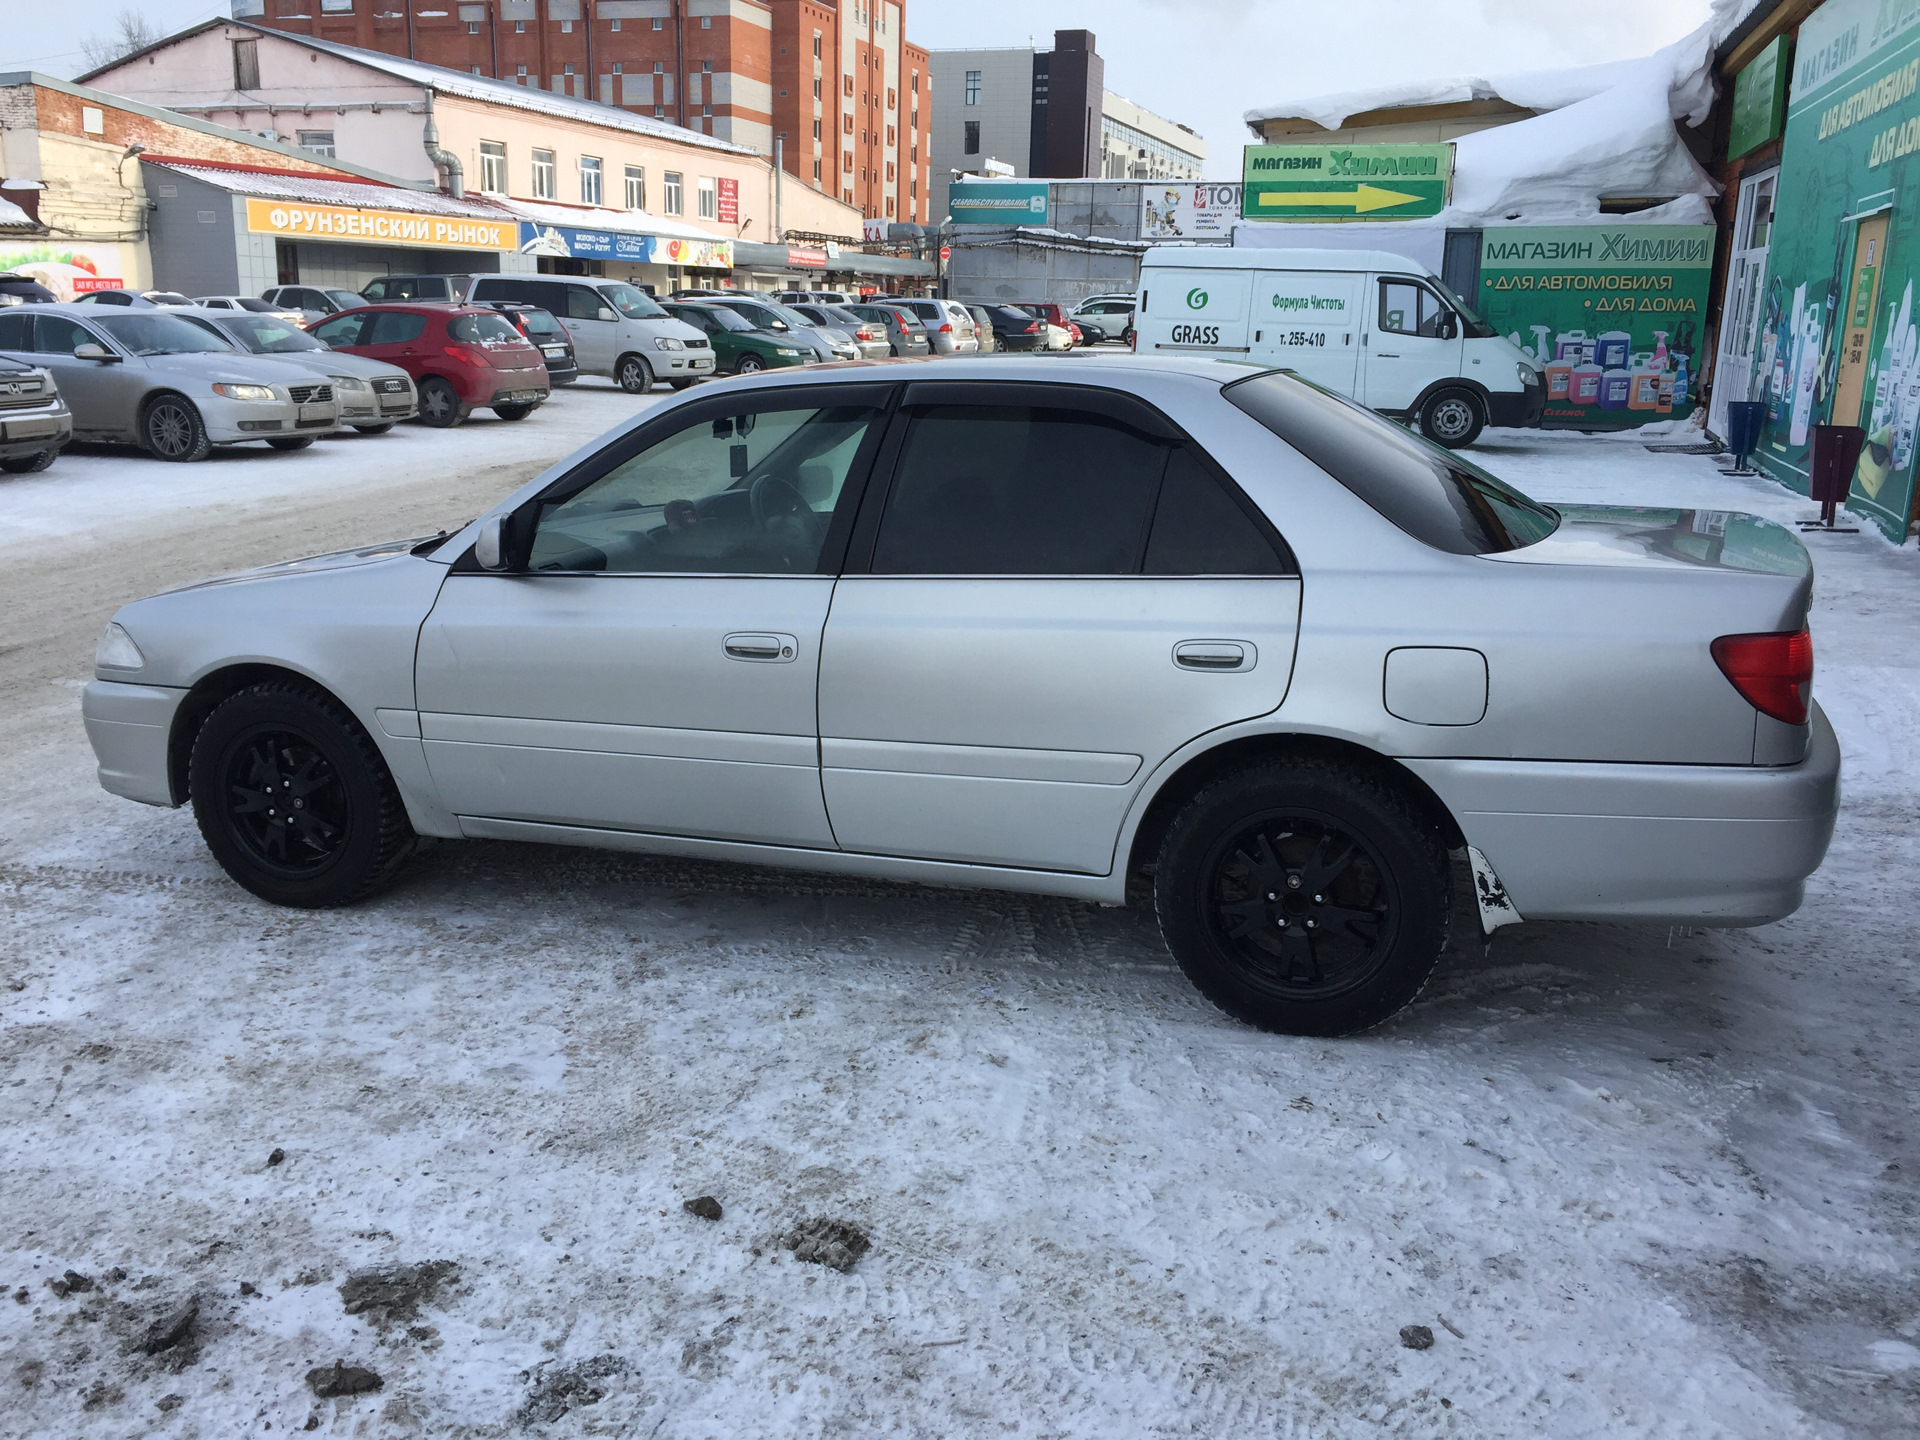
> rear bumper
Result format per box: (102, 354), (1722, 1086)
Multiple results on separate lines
(1488, 380), (1545, 429)
(83, 680), (188, 806)
(1404, 703), (1841, 926)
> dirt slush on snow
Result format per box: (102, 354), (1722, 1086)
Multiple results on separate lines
(0, 414), (1918, 1437)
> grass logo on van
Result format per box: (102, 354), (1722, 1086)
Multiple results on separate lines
(1186, 288), (1209, 310)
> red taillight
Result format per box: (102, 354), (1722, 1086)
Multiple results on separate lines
(937, 321), (952, 332)
(442, 344), (486, 367)
(1712, 628), (1813, 725)
(1024, 321), (1039, 333)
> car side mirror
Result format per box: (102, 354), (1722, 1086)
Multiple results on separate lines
(73, 343), (120, 362)
(597, 307), (617, 322)
(474, 514), (511, 571)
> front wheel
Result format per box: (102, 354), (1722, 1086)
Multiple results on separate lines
(353, 422), (395, 436)
(668, 379), (697, 390)
(266, 436), (315, 451)
(142, 393), (212, 462)
(416, 376), (466, 428)
(616, 353), (654, 393)
(1418, 388), (1485, 449)
(493, 403), (534, 421)
(188, 681), (418, 908)
(735, 355), (766, 375)
(1154, 758), (1451, 1037)
(1, 448), (58, 474)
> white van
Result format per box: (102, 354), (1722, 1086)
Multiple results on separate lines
(464, 275), (714, 392)
(1135, 247), (1542, 447)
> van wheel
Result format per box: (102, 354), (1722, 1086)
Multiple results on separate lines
(616, 354), (654, 393)
(1153, 758), (1451, 1037)
(1418, 388), (1485, 448)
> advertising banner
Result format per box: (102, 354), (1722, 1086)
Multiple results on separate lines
(516, 222), (733, 270)
(1141, 182), (1242, 240)
(1747, 0), (1920, 540)
(245, 197), (515, 251)
(949, 180), (1050, 226)
(716, 177), (739, 225)
(1476, 224), (1715, 430)
(1242, 144), (1451, 221)
(0, 241), (124, 299)
(1729, 34), (1789, 159)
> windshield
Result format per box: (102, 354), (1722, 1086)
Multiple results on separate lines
(323, 290), (368, 309)
(1427, 276), (1498, 339)
(602, 282), (667, 319)
(767, 302), (817, 330)
(448, 313), (526, 344)
(697, 306), (755, 332)
(93, 313), (238, 356)
(221, 316), (326, 353)
(727, 301), (789, 330)
(1223, 370), (1558, 554)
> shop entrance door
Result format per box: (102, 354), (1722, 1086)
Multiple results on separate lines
(1830, 214), (1888, 428)
(1707, 168), (1776, 439)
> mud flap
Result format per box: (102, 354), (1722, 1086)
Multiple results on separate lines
(1468, 845), (1523, 935)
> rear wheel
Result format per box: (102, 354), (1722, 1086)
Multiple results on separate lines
(188, 681), (418, 908)
(352, 422), (395, 435)
(1418, 388), (1485, 449)
(736, 354), (766, 375)
(416, 376), (466, 428)
(616, 353), (654, 393)
(266, 436), (315, 451)
(493, 403), (534, 421)
(1154, 758), (1451, 1037)
(141, 393), (212, 462)
(668, 378), (697, 390)
(1, 448), (58, 474)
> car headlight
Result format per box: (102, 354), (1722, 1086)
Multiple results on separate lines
(1518, 362), (1540, 386)
(212, 382), (276, 401)
(653, 337), (686, 352)
(0, 294), (21, 307)
(95, 622), (144, 672)
(331, 375), (369, 391)
(776, 348), (799, 356)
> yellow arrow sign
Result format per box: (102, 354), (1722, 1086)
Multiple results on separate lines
(1256, 183), (1425, 214)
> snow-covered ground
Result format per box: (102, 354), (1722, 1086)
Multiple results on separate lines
(1, 400), (1917, 1439)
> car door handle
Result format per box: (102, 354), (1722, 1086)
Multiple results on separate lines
(1174, 641), (1254, 672)
(724, 632), (797, 662)
(1376, 351), (1400, 358)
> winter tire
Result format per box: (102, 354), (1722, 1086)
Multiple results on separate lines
(1154, 758), (1451, 1037)
(417, 377), (466, 428)
(668, 379), (697, 390)
(142, 393), (212, 462)
(1, 448), (58, 473)
(616, 353), (654, 393)
(353, 422), (395, 435)
(266, 436), (315, 451)
(188, 681), (417, 909)
(1418, 388), (1485, 449)
(492, 403), (535, 421)
(735, 355), (766, 375)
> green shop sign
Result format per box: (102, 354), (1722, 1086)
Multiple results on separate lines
(1745, 0), (1920, 541)
(1729, 34), (1790, 159)
(1476, 224), (1716, 430)
(1241, 144), (1451, 221)
(948, 180), (1050, 226)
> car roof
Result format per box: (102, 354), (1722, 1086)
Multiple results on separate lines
(678, 351), (1269, 393)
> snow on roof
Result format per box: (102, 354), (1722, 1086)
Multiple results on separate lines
(0, 195), (36, 230)
(236, 22), (762, 160)
(146, 161), (516, 218)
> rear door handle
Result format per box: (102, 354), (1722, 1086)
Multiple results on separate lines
(724, 632), (797, 662)
(1174, 640), (1255, 672)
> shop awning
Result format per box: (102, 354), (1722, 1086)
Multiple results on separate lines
(147, 161), (521, 251)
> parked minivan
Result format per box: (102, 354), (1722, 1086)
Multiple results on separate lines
(1136, 247), (1543, 447)
(465, 275), (713, 392)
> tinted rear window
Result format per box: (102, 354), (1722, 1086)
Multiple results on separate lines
(447, 313), (523, 344)
(1222, 371), (1558, 555)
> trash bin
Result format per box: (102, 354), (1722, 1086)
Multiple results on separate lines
(1807, 422), (1865, 527)
(1725, 401), (1766, 474)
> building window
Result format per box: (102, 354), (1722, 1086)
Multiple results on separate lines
(886, 125), (894, 146)
(703, 105), (713, 117)
(561, 20), (573, 33)
(698, 177), (716, 219)
(296, 129), (336, 157)
(912, 71), (919, 93)
(625, 164), (645, 210)
(886, 197), (894, 216)
(813, 159), (821, 180)
(655, 107), (665, 118)
(516, 64), (528, 83)
(653, 16), (663, 28)
(888, 89), (895, 109)
(613, 61), (622, 74)
(701, 15), (711, 28)
(611, 18), (621, 30)
(814, 78), (822, 98)
(654, 61), (664, 72)
(479, 140), (507, 193)
(580, 155), (603, 205)
(844, 114), (852, 134)
(702, 60), (712, 72)
(515, 19), (525, 32)
(813, 119), (821, 139)
(467, 20), (479, 34)
(964, 120), (979, 155)
(564, 63), (575, 76)
(844, 153), (853, 172)
(886, 161), (894, 181)
(532, 148), (556, 199)
(320, 0), (351, 9)
(964, 69), (980, 105)
(844, 75), (853, 96)
(813, 34), (821, 57)
(663, 171), (683, 214)
(232, 39), (260, 91)
(472, 65), (482, 75)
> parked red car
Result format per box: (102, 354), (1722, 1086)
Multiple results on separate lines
(1019, 302), (1095, 347)
(307, 302), (549, 427)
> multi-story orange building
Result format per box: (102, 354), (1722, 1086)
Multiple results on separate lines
(233, 0), (930, 227)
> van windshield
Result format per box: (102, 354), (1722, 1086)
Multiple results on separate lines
(601, 283), (667, 319)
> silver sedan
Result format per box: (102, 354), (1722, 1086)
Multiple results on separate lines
(80, 357), (1839, 1035)
(179, 309), (419, 432)
(0, 304), (342, 460)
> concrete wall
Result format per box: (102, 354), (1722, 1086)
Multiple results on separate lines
(146, 172), (243, 296)
(945, 229), (1140, 305)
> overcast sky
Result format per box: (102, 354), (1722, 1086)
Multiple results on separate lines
(13, 0), (1716, 176)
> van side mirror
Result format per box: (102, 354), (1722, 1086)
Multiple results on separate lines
(1437, 313), (1458, 340)
(474, 514), (510, 570)
(73, 343), (120, 362)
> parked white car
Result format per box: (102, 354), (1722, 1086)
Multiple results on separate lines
(465, 275), (714, 392)
(179, 309), (418, 433)
(1071, 297), (1135, 343)
(80, 356), (1838, 1036)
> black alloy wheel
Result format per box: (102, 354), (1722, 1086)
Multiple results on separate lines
(142, 393), (212, 462)
(1155, 759), (1450, 1036)
(189, 682), (417, 907)
(1419, 388), (1485, 449)
(416, 376), (465, 428)
(616, 353), (654, 393)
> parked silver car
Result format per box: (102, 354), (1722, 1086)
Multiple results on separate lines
(179, 309), (419, 433)
(708, 295), (859, 362)
(790, 302), (890, 361)
(897, 298), (981, 354)
(0, 351), (72, 472)
(79, 357), (1839, 1036)
(0, 304), (342, 460)
(259, 285), (370, 322)
(194, 295), (309, 326)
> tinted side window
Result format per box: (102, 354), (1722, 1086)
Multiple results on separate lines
(34, 317), (96, 354)
(469, 277), (512, 303)
(368, 312), (428, 345)
(1143, 449), (1292, 576)
(1379, 280), (1448, 338)
(311, 312), (369, 347)
(871, 406), (1169, 575)
(568, 286), (608, 320)
(0, 313), (29, 349)
(362, 279), (390, 300)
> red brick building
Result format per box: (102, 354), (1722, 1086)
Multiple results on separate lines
(234, 0), (929, 226)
